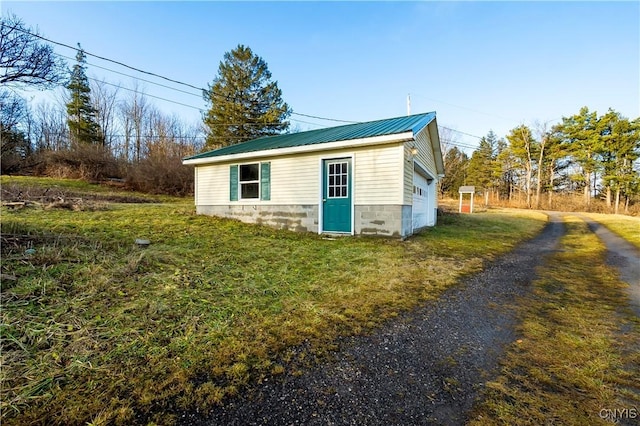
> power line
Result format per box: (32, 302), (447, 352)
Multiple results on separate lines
(439, 126), (483, 139)
(31, 130), (205, 140)
(11, 24), (204, 92)
(440, 138), (478, 150)
(290, 111), (358, 123)
(15, 25), (488, 149)
(55, 52), (203, 99)
(412, 93), (519, 123)
(16, 25), (365, 125)
(90, 78), (322, 129)
(290, 118), (328, 128)
(90, 78), (353, 129)
(22, 24), (488, 132)
(88, 77), (205, 112)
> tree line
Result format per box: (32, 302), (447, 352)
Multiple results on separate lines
(3, 14), (638, 210)
(1, 15), (290, 195)
(440, 109), (640, 214)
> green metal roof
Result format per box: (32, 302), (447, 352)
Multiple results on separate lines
(185, 112), (436, 161)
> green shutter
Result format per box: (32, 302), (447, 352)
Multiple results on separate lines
(260, 162), (271, 201)
(230, 165), (238, 201)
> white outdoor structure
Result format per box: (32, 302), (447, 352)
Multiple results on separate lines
(458, 186), (476, 213)
(183, 113), (445, 238)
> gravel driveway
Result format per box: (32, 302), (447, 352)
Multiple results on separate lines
(176, 212), (567, 426)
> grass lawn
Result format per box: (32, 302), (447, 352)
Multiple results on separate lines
(470, 216), (640, 425)
(1, 179), (547, 425)
(1, 175), (119, 193)
(584, 212), (640, 250)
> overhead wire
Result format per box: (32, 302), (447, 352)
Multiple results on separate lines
(87, 77), (204, 112)
(439, 126), (482, 139)
(14, 24), (490, 148)
(15, 25), (360, 125)
(290, 112), (358, 124)
(55, 52), (204, 99)
(412, 93), (519, 123)
(9, 24), (205, 92)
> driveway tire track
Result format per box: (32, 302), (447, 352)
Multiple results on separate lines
(577, 214), (640, 317)
(178, 213), (566, 426)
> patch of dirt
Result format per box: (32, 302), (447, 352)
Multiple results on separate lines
(174, 213), (567, 426)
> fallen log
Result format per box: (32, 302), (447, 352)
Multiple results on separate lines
(2, 202), (26, 209)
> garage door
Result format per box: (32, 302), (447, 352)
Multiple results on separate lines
(413, 171), (429, 230)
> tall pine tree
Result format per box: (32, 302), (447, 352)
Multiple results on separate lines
(466, 132), (499, 205)
(439, 146), (469, 198)
(203, 44), (291, 149)
(66, 44), (102, 146)
(556, 107), (602, 206)
(599, 110), (640, 213)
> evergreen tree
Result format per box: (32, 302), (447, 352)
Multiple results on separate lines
(541, 125), (567, 208)
(492, 137), (512, 199)
(439, 146), (469, 197)
(203, 44), (291, 149)
(599, 110), (640, 213)
(555, 107), (602, 206)
(66, 44), (102, 146)
(466, 133), (498, 205)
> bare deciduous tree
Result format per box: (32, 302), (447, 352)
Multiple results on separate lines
(32, 100), (69, 151)
(119, 82), (148, 162)
(507, 125), (537, 208)
(533, 121), (550, 210)
(0, 14), (66, 88)
(91, 79), (120, 150)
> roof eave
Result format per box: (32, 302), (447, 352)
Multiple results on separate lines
(428, 119), (445, 176)
(182, 131), (415, 166)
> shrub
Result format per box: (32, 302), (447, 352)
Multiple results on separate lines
(34, 145), (121, 181)
(125, 152), (193, 196)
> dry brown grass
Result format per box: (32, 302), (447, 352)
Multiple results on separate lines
(440, 193), (640, 216)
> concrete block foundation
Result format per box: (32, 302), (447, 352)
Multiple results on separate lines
(197, 204), (419, 238)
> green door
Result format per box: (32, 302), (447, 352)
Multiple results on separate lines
(322, 158), (352, 233)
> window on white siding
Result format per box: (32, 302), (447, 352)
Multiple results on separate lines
(327, 162), (348, 198)
(239, 163), (260, 199)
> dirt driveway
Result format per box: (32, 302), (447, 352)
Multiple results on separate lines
(176, 212), (636, 426)
(578, 215), (640, 316)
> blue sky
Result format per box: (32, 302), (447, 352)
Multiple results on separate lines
(4, 1), (639, 152)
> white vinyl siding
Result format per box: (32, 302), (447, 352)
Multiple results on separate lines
(403, 144), (415, 205)
(195, 164), (229, 205)
(352, 144), (402, 205)
(270, 153), (318, 204)
(415, 127), (436, 172)
(403, 125), (438, 205)
(194, 143), (403, 206)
